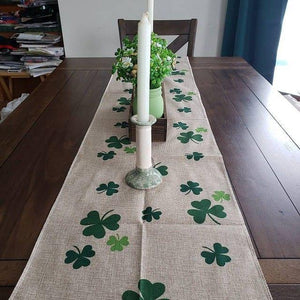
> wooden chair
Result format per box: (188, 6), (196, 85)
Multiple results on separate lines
(118, 19), (197, 57)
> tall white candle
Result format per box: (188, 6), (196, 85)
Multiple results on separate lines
(137, 13), (151, 123)
(148, 0), (154, 31)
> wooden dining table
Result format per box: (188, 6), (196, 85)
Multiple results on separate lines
(0, 57), (299, 300)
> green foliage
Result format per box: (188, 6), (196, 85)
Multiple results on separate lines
(201, 243), (231, 267)
(118, 97), (131, 105)
(185, 152), (204, 161)
(65, 245), (95, 269)
(173, 122), (189, 130)
(174, 79), (184, 83)
(114, 121), (129, 128)
(105, 135), (131, 149)
(112, 34), (176, 89)
(173, 94), (192, 102)
(107, 234), (129, 251)
(180, 181), (203, 195)
(153, 162), (168, 176)
(80, 210), (121, 239)
(187, 199), (226, 225)
(142, 207), (162, 222)
(124, 146), (136, 154)
(177, 131), (203, 144)
(177, 107), (191, 113)
(96, 181), (119, 196)
(97, 151), (116, 160)
(195, 127), (207, 133)
(212, 191), (231, 202)
(113, 106), (126, 112)
(169, 88), (182, 94)
(122, 279), (169, 300)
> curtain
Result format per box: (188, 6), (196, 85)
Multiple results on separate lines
(221, 0), (288, 83)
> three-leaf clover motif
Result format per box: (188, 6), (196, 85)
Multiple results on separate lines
(64, 245), (95, 269)
(195, 127), (208, 133)
(180, 181), (203, 195)
(153, 162), (168, 176)
(105, 135), (131, 149)
(142, 207), (162, 222)
(212, 191), (231, 202)
(114, 121), (129, 128)
(177, 131), (203, 144)
(124, 88), (133, 94)
(122, 279), (169, 300)
(170, 88), (182, 94)
(173, 122), (189, 130)
(97, 151), (116, 160)
(171, 70), (186, 76)
(187, 199), (227, 225)
(113, 106), (126, 112)
(201, 243), (231, 267)
(174, 79), (184, 83)
(185, 152), (204, 161)
(107, 234), (129, 251)
(118, 97), (131, 105)
(124, 146), (136, 154)
(178, 107), (191, 113)
(80, 210), (121, 239)
(96, 181), (119, 196)
(187, 91), (196, 96)
(173, 94), (192, 102)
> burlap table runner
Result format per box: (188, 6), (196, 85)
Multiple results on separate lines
(10, 58), (272, 299)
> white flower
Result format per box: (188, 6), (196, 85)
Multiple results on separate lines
(166, 56), (171, 61)
(156, 42), (162, 48)
(122, 57), (133, 68)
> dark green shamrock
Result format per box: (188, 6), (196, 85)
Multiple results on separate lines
(195, 127), (208, 133)
(174, 79), (184, 83)
(107, 234), (129, 251)
(201, 243), (231, 267)
(124, 88), (133, 94)
(178, 107), (191, 113)
(171, 70), (186, 76)
(114, 121), (129, 128)
(180, 181), (203, 195)
(122, 279), (169, 300)
(170, 88), (182, 94)
(212, 191), (231, 202)
(64, 245), (95, 269)
(187, 199), (226, 225)
(124, 146), (136, 154)
(113, 106), (126, 112)
(142, 207), (162, 222)
(173, 94), (192, 102)
(97, 151), (116, 160)
(96, 181), (119, 196)
(177, 131), (203, 144)
(80, 210), (121, 239)
(105, 135), (131, 149)
(118, 97), (131, 105)
(185, 152), (204, 161)
(173, 122), (189, 130)
(153, 162), (168, 176)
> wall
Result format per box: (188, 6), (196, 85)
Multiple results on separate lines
(58, 0), (228, 57)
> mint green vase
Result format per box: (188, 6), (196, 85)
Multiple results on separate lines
(133, 86), (164, 118)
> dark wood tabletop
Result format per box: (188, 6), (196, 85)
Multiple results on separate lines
(0, 57), (299, 299)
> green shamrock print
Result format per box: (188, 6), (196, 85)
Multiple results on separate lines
(114, 121), (129, 128)
(187, 199), (227, 225)
(187, 91), (196, 96)
(122, 279), (169, 300)
(185, 152), (204, 161)
(153, 162), (168, 176)
(195, 127), (207, 133)
(201, 243), (231, 267)
(212, 191), (231, 202)
(118, 97), (131, 105)
(178, 107), (191, 113)
(113, 106), (126, 112)
(97, 151), (116, 160)
(170, 88), (182, 94)
(96, 181), (119, 196)
(64, 245), (95, 269)
(174, 79), (184, 83)
(124, 146), (136, 154)
(105, 135), (131, 149)
(107, 234), (129, 251)
(80, 210), (121, 239)
(173, 94), (192, 102)
(177, 131), (203, 144)
(180, 181), (203, 195)
(173, 122), (189, 130)
(124, 88), (133, 94)
(142, 207), (162, 222)
(171, 70), (186, 76)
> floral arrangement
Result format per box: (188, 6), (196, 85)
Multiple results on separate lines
(112, 33), (176, 89)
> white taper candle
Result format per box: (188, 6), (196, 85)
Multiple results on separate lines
(148, 0), (154, 31)
(137, 13), (151, 123)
